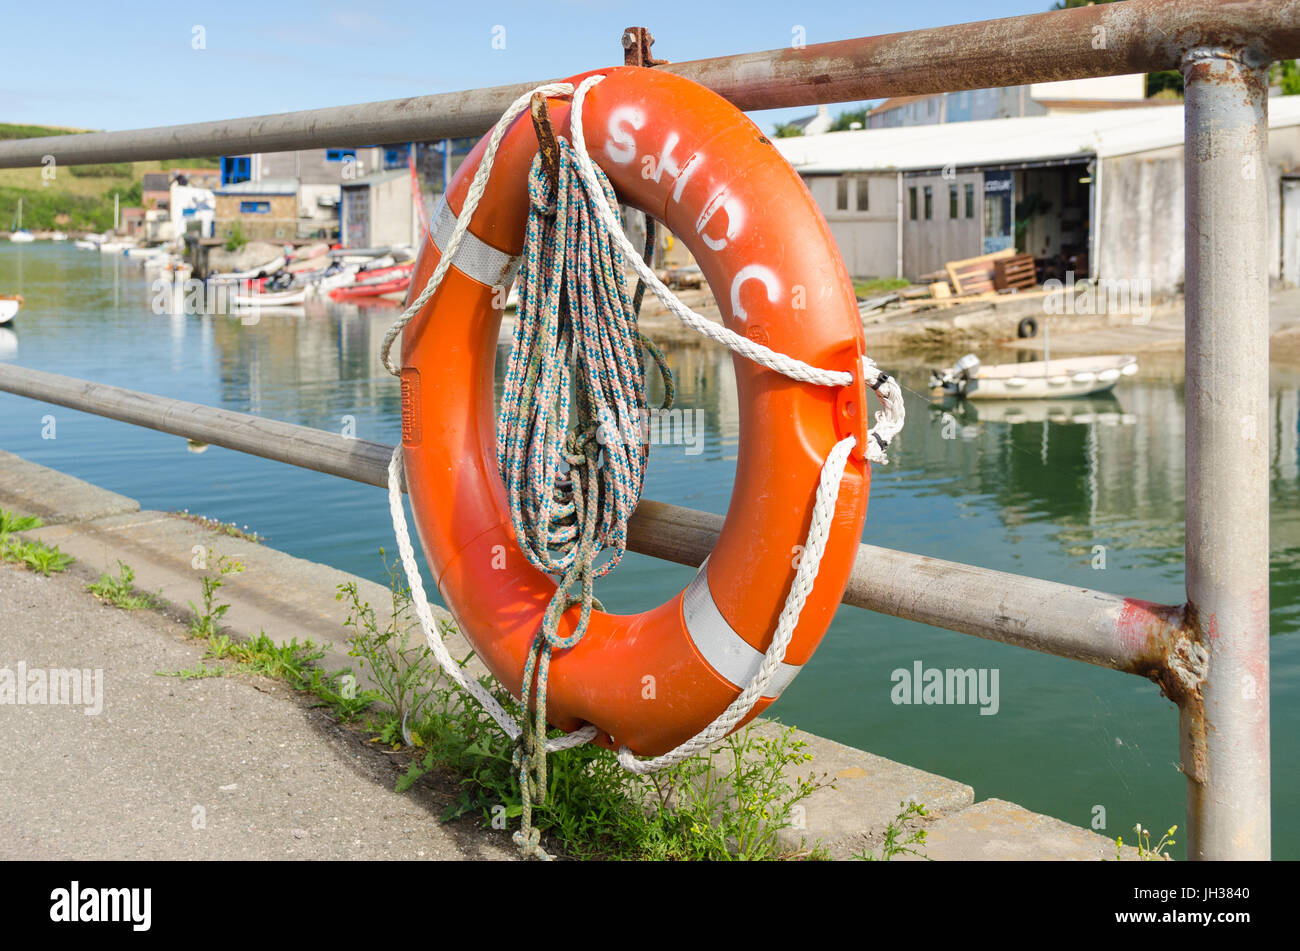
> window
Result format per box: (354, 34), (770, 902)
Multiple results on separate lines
(836, 177), (849, 211)
(326, 149), (356, 163)
(856, 176), (870, 211)
(965, 182), (975, 218)
(220, 155), (251, 186)
(949, 185), (959, 219)
(909, 186), (918, 220)
(923, 185), (933, 220)
(239, 201), (270, 214)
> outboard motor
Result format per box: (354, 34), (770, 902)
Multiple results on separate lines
(951, 353), (981, 397)
(930, 353), (982, 395)
(266, 269), (294, 292)
(953, 353), (980, 379)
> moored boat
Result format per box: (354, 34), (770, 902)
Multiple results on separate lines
(0, 295), (23, 325)
(930, 352), (1139, 400)
(328, 273), (412, 301)
(8, 199), (34, 242)
(232, 287), (308, 307)
(208, 256), (287, 282)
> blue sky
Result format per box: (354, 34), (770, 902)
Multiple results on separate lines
(2, 0), (1053, 137)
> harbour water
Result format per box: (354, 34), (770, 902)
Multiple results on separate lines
(2, 242), (1296, 859)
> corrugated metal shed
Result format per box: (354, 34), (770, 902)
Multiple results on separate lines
(775, 96), (1300, 174)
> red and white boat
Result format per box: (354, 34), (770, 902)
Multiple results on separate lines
(326, 260), (414, 300)
(328, 273), (412, 301)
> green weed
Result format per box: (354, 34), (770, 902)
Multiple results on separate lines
(336, 549), (441, 736)
(177, 550), (376, 721)
(87, 560), (158, 610)
(1115, 822), (1176, 861)
(0, 509), (74, 576)
(0, 509), (41, 537)
(337, 558), (833, 860)
(156, 663), (225, 681)
(856, 801), (931, 860)
(169, 509), (265, 544)
(187, 550), (243, 637)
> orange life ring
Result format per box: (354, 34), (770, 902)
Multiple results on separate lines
(399, 66), (871, 757)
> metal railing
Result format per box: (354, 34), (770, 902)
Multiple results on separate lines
(0, 0), (1288, 859)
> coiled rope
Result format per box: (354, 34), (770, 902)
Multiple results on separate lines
(380, 74), (905, 858)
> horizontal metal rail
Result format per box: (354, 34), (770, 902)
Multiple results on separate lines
(0, 364), (1191, 684)
(1, 0), (1296, 168)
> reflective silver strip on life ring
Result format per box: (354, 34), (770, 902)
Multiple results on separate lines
(430, 196), (520, 289)
(683, 558), (802, 700)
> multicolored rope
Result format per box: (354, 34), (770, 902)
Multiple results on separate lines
(499, 137), (671, 859)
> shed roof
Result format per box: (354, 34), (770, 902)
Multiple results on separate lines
(216, 178), (298, 196)
(775, 96), (1300, 174)
(340, 169), (409, 189)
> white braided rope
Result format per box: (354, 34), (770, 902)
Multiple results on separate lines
(387, 447), (597, 753)
(617, 434), (857, 773)
(859, 356), (906, 466)
(379, 75), (905, 773)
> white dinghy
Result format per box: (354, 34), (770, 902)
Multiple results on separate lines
(931, 352), (1138, 400)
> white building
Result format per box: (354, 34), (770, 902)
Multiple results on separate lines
(776, 95), (1300, 291)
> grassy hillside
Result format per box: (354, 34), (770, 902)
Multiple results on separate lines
(0, 122), (218, 232)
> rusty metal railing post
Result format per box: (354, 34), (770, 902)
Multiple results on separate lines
(1181, 46), (1273, 860)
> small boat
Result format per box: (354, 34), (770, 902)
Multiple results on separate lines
(930, 352), (1139, 400)
(74, 239), (99, 250)
(0, 295), (23, 325)
(287, 241), (329, 263)
(329, 273), (412, 301)
(156, 262), (193, 283)
(99, 240), (133, 254)
(49, 231), (67, 241)
(353, 261), (412, 284)
(328, 246), (390, 259)
(9, 199), (34, 242)
(141, 252), (180, 270)
(233, 287), (308, 307)
(304, 263), (359, 295)
(208, 256), (287, 282)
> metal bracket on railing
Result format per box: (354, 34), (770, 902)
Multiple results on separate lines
(529, 93), (561, 192)
(622, 27), (669, 67)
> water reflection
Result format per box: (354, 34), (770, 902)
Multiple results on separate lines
(913, 383), (1187, 566)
